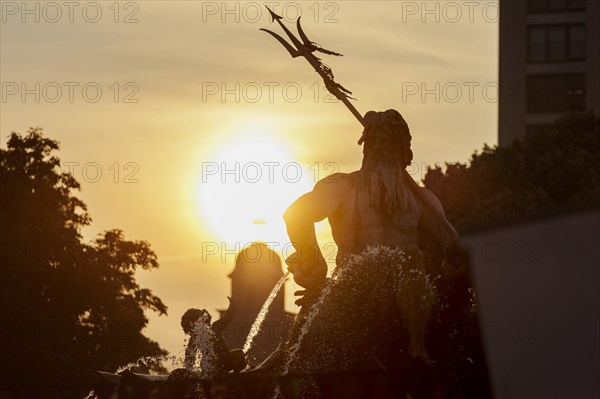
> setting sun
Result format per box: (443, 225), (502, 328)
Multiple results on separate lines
(196, 129), (311, 247)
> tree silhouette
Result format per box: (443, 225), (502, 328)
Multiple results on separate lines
(423, 112), (600, 233)
(0, 128), (167, 397)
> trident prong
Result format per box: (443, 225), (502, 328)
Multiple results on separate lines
(260, 6), (365, 136)
(259, 28), (301, 58)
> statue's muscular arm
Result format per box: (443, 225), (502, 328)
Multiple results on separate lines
(418, 187), (468, 277)
(418, 188), (458, 248)
(283, 173), (351, 288)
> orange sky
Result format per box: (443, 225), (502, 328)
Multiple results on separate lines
(1, 1), (498, 357)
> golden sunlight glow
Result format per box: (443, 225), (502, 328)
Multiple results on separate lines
(196, 125), (312, 248)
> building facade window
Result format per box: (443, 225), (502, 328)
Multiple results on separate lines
(528, 0), (586, 14)
(527, 24), (586, 62)
(527, 74), (585, 114)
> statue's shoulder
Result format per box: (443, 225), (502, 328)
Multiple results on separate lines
(315, 171), (357, 189)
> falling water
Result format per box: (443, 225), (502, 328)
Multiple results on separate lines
(242, 272), (290, 353)
(83, 354), (180, 399)
(281, 245), (440, 374)
(281, 250), (377, 374)
(282, 280), (333, 373)
(115, 355), (172, 374)
(186, 318), (219, 378)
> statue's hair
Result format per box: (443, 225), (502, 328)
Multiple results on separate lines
(361, 109), (413, 168)
(358, 109), (412, 218)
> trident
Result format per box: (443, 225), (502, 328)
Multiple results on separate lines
(260, 7), (461, 241)
(260, 6), (367, 144)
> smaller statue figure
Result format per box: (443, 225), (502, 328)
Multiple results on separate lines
(176, 297), (246, 378)
(168, 298), (247, 399)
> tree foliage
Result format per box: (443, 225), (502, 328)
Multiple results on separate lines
(423, 112), (600, 233)
(0, 128), (167, 395)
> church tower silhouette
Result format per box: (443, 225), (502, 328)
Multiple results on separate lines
(218, 242), (294, 365)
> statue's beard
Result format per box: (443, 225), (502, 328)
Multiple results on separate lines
(359, 151), (407, 216)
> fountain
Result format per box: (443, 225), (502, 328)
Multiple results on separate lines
(91, 110), (491, 399)
(83, 7), (495, 396)
(243, 272), (290, 354)
(95, 112), (490, 398)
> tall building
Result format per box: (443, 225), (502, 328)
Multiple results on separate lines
(218, 242), (294, 366)
(499, 0), (600, 146)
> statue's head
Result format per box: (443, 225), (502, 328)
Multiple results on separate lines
(360, 109), (413, 169)
(181, 308), (212, 334)
(358, 109), (413, 215)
